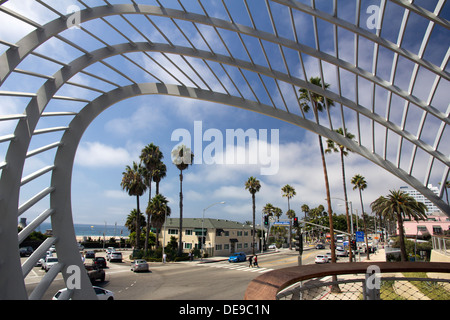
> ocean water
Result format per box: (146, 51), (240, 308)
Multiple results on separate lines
(35, 222), (129, 238)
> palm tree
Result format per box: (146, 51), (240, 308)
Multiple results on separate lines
(326, 128), (355, 261)
(301, 204), (310, 220)
(121, 162), (147, 249)
(245, 176), (261, 255)
(172, 144), (194, 256)
(351, 174), (370, 260)
(153, 161), (167, 195)
(282, 184), (296, 249)
(147, 194), (171, 249)
(371, 190), (427, 261)
(140, 143), (164, 252)
(125, 209), (146, 234)
(273, 207), (283, 222)
(299, 76), (337, 264)
(262, 203), (275, 219)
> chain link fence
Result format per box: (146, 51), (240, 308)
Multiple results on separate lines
(277, 274), (450, 300)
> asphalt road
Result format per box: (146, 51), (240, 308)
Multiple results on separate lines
(24, 248), (324, 300)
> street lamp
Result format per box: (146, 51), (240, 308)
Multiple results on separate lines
(201, 201), (225, 260)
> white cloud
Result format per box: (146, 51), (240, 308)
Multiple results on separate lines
(76, 141), (134, 168)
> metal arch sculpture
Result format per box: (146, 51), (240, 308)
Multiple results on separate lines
(0, 1), (448, 299)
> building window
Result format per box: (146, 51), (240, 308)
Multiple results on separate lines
(224, 231), (229, 236)
(244, 231), (248, 236)
(244, 243), (248, 248)
(168, 229), (178, 235)
(237, 231), (243, 236)
(185, 229), (193, 235)
(216, 244), (222, 251)
(224, 244), (229, 250)
(237, 243), (242, 249)
(184, 243), (192, 250)
(433, 226), (442, 234)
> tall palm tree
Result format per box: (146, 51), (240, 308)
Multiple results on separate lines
(371, 190), (427, 261)
(282, 184), (296, 249)
(326, 127), (355, 261)
(147, 193), (171, 249)
(172, 144), (194, 256)
(121, 162), (147, 249)
(140, 143), (164, 252)
(245, 176), (261, 255)
(351, 174), (370, 260)
(299, 76), (337, 264)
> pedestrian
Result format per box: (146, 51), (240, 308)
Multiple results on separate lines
(248, 255), (253, 268)
(163, 253), (167, 264)
(253, 255), (259, 268)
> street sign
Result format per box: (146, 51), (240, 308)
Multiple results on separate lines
(273, 221), (290, 226)
(355, 231), (364, 242)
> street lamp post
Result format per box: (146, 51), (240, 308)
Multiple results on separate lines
(162, 206), (167, 263)
(201, 201), (225, 260)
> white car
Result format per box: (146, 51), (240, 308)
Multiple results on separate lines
(131, 259), (149, 272)
(107, 251), (122, 262)
(268, 244), (277, 250)
(42, 256), (58, 272)
(53, 286), (114, 300)
(315, 255), (328, 264)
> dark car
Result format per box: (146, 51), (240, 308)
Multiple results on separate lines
(315, 244), (325, 249)
(93, 256), (107, 268)
(19, 246), (34, 257)
(228, 252), (246, 263)
(85, 251), (95, 259)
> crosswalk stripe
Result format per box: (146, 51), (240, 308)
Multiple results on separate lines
(197, 262), (273, 273)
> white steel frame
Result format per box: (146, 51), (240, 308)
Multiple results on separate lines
(0, 0), (448, 299)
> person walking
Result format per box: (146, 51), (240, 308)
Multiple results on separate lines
(248, 255), (253, 268)
(253, 255), (259, 268)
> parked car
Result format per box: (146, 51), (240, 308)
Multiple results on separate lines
(19, 246), (34, 257)
(42, 256), (58, 272)
(315, 255), (328, 264)
(315, 243), (325, 250)
(93, 257), (107, 269)
(268, 244), (277, 250)
(53, 286), (114, 300)
(228, 252), (246, 263)
(131, 259), (149, 272)
(85, 251), (95, 259)
(107, 251), (122, 262)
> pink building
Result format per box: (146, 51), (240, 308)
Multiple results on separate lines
(399, 215), (450, 238)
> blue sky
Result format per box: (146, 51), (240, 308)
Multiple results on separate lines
(0, 0), (449, 226)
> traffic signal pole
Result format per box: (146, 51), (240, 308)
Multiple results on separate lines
(293, 218), (303, 266)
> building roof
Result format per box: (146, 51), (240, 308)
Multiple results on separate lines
(163, 218), (253, 230)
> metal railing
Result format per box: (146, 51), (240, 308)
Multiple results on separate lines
(277, 275), (450, 300)
(244, 262), (450, 300)
(432, 236), (450, 256)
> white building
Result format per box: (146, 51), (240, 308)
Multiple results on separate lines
(400, 184), (440, 214)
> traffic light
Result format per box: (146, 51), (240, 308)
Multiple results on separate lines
(293, 217), (299, 228)
(264, 215), (269, 226)
(351, 239), (356, 250)
(294, 233), (303, 253)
